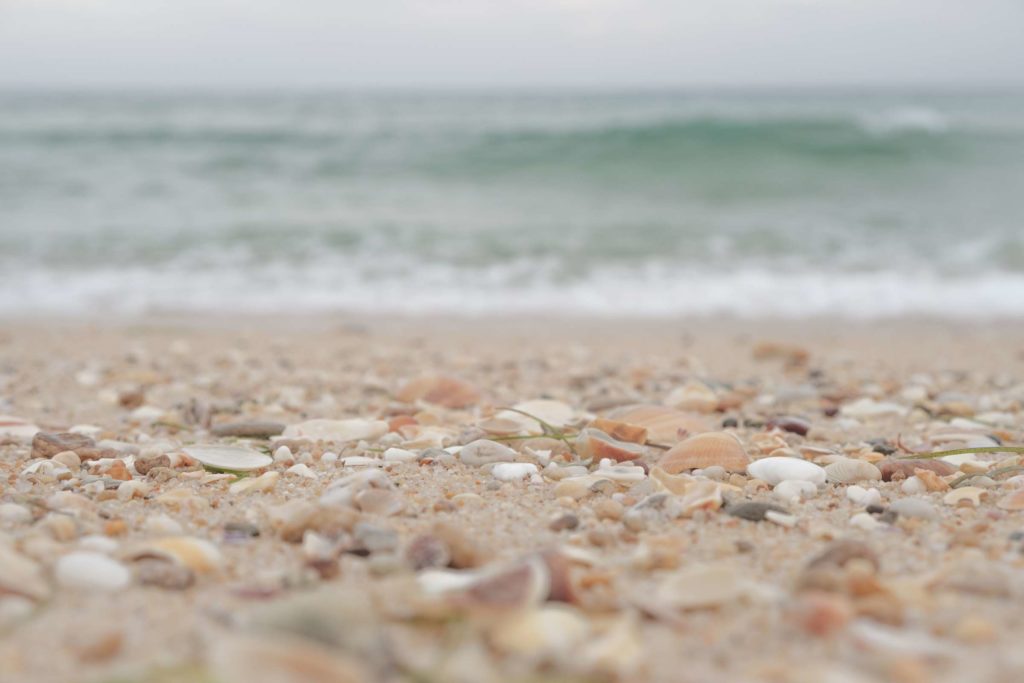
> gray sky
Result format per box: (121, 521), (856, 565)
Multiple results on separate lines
(1, 0), (1022, 88)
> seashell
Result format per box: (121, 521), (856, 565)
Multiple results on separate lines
(878, 458), (956, 481)
(422, 557), (551, 613)
(489, 605), (590, 657)
(381, 447), (417, 463)
(320, 469), (393, 507)
(773, 479), (817, 503)
(658, 432), (750, 474)
(849, 512), (883, 531)
(498, 400), (575, 430)
(943, 487), (987, 508)
(211, 634), (369, 683)
(281, 419), (388, 443)
(55, 552), (131, 591)
(650, 466), (696, 495)
(997, 490), (1024, 511)
(458, 439), (517, 467)
(21, 459), (71, 478)
(476, 417), (523, 436)
(840, 399), (908, 419)
(0, 415), (40, 441)
(354, 488), (405, 516)
(397, 424), (453, 449)
(587, 417), (647, 444)
(285, 463), (317, 479)
(747, 457), (826, 486)
(183, 445), (271, 472)
(913, 468), (950, 492)
(575, 428), (644, 463)
(654, 563), (746, 610)
(405, 535), (451, 571)
(605, 404), (712, 444)
(845, 486), (882, 507)
(127, 536), (223, 574)
(396, 374), (481, 408)
(117, 480), (150, 501)
(491, 463), (538, 481)
(155, 487), (210, 511)
(824, 457), (882, 484)
(594, 459), (647, 483)
(678, 479), (724, 516)
(665, 380), (719, 413)
(229, 471), (280, 494)
(765, 510), (798, 527)
(0, 545), (49, 600)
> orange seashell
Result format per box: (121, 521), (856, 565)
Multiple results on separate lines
(396, 375), (481, 409)
(575, 428), (644, 463)
(658, 432), (749, 474)
(605, 405), (712, 445)
(387, 415), (418, 432)
(588, 417), (648, 445)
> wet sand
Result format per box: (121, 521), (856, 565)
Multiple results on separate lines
(2, 315), (1024, 683)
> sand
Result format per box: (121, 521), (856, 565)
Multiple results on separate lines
(2, 314), (1024, 683)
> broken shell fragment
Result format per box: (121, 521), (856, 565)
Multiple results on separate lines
(396, 375), (481, 408)
(281, 419), (388, 443)
(587, 417), (648, 445)
(183, 445), (272, 472)
(943, 487), (987, 508)
(658, 432), (750, 474)
(575, 428), (644, 463)
(127, 536), (223, 574)
(604, 405), (712, 445)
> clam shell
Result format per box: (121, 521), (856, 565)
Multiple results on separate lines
(677, 480), (724, 515)
(128, 536), (223, 574)
(183, 445), (271, 472)
(281, 419), (388, 443)
(396, 375), (481, 408)
(747, 457), (826, 485)
(604, 405), (712, 445)
(575, 428), (644, 463)
(658, 432), (750, 474)
(823, 457), (882, 484)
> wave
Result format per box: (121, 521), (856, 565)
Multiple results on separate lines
(3, 261), (1023, 318)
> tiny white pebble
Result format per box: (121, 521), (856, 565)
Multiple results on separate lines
(383, 447), (418, 463)
(491, 462), (538, 481)
(273, 446), (294, 464)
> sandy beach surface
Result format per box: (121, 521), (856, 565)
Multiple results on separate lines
(3, 315), (1024, 683)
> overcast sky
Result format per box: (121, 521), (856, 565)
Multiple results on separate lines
(1, 0), (1022, 89)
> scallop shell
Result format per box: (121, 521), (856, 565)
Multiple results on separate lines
(281, 419), (388, 443)
(396, 375), (481, 408)
(747, 457), (826, 485)
(658, 432), (750, 474)
(182, 445), (271, 472)
(823, 457), (882, 484)
(604, 405), (712, 445)
(575, 428), (644, 463)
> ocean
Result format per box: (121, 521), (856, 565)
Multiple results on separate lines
(2, 89), (1023, 317)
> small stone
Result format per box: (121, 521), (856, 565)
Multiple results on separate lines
(458, 439), (517, 467)
(878, 458), (957, 481)
(56, 552), (131, 591)
(51, 450), (81, 469)
(913, 468), (950, 492)
(806, 539), (879, 572)
(210, 420), (285, 439)
(354, 488), (405, 516)
(134, 558), (195, 590)
(726, 501), (789, 522)
(890, 498), (938, 520)
(0, 503), (32, 524)
(134, 454), (170, 475)
(32, 432), (107, 461)
(846, 486), (882, 507)
(492, 462), (539, 481)
(593, 499), (624, 521)
(549, 513), (580, 531)
(405, 534), (450, 570)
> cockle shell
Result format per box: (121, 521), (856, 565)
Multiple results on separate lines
(396, 375), (481, 408)
(747, 457), (826, 486)
(282, 419), (388, 443)
(658, 432), (750, 474)
(604, 405), (712, 445)
(575, 428), (644, 463)
(823, 457), (882, 484)
(183, 445), (271, 472)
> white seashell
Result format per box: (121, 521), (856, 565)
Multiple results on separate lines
(654, 563), (746, 610)
(143, 514), (184, 536)
(128, 536), (223, 574)
(382, 447), (418, 463)
(21, 460), (70, 478)
(765, 510), (798, 527)
(281, 418), (388, 443)
(55, 552), (131, 591)
(747, 457), (826, 486)
(339, 456), (383, 468)
(490, 605), (590, 657)
(459, 439), (517, 467)
(78, 535), (119, 554)
(183, 445), (271, 472)
(594, 459), (647, 483)
(229, 471), (280, 494)
(117, 480), (150, 501)
(285, 464), (317, 479)
(0, 415), (40, 441)
(773, 479), (817, 503)
(497, 400), (575, 430)
(901, 476), (926, 494)
(665, 380), (718, 413)
(849, 512), (884, 531)
(840, 399), (908, 419)
(943, 486), (987, 507)
(824, 458), (882, 484)
(491, 462), (538, 481)
(846, 485), (882, 507)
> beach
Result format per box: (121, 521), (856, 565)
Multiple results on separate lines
(3, 314), (1024, 683)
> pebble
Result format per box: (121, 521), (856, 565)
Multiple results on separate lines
(726, 501), (789, 522)
(747, 457), (826, 486)
(0, 503), (32, 524)
(459, 439), (517, 467)
(890, 498), (938, 520)
(210, 420), (285, 438)
(773, 479), (817, 503)
(548, 512), (580, 531)
(846, 485), (882, 507)
(492, 462), (539, 481)
(55, 552), (131, 591)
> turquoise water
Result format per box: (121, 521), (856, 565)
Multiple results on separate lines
(2, 90), (1023, 316)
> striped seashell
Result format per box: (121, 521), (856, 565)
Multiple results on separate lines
(604, 405), (713, 445)
(658, 432), (750, 474)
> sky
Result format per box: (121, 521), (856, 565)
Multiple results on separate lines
(0, 0), (1022, 89)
